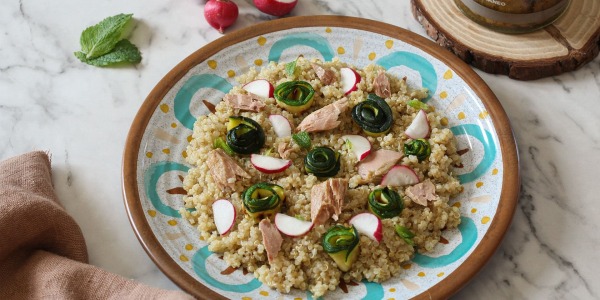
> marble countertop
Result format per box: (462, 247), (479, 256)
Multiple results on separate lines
(2, 0), (599, 299)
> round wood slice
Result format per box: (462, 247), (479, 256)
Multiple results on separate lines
(411, 0), (600, 80)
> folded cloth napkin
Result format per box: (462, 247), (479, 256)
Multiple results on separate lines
(0, 151), (193, 299)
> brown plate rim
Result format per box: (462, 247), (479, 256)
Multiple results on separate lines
(122, 15), (520, 300)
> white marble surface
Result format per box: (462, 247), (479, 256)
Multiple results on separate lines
(1, 0), (599, 299)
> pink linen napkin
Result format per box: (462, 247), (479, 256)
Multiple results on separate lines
(0, 151), (194, 299)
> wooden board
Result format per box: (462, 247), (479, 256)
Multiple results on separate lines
(412, 0), (600, 80)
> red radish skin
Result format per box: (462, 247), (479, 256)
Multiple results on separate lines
(204, 0), (239, 34)
(274, 213), (314, 237)
(243, 79), (274, 99)
(340, 67), (361, 95)
(381, 165), (420, 187)
(250, 154), (292, 174)
(253, 0), (298, 17)
(404, 110), (430, 139)
(212, 199), (236, 235)
(349, 212), (383, 242)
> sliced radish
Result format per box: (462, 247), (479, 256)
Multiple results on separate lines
(340, 67), (361, 95)
(404, 110), (430, 139)
(242, 79), (274, 99)
(349, 212), (383, 243)
(341, 134), (372, 161)
(250, 154), (292, 174)
(212, 199), (236, 235)
(381, 165), (420, 187)
(269, 114), (292, 137)
(274, 213), (313, 237)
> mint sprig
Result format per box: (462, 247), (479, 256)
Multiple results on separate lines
(75, 13), (141, 67)
(292, 131), (311, 149)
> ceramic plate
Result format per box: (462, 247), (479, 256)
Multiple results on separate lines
(123, 16), (519, 300)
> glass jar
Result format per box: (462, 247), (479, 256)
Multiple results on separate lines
(454, 0), (571, 34)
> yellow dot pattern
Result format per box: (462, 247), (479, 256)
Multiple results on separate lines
(337, 47), (345, 54)
(254, 59), (263, 66)
(458, 112), (466, 120)
(402, 263), (412, 270)
(146, 152), (153, 158)
(179, 254), (189, 262)
(182, 151), (188, 158)
(476, 181), (484, 188)
(257, 36), (266, 46)
(368, 52), (376, 61)
(452, 202), (461, 208)
(167, 220), (178, 226)
(492, 168), (499, 175)
(187, 135), (193, 142)
(170, 123), (177, 128)
(160, 104), (169, 113)
(325, 27), (332, 33)
(294, 298), (302, 300)
(444, 70), (453, 79)
(185, 244), (193, 251)
(471, 208), (477, 213)
(482, 216), (491, 224)
(440, 91), (448, 99)
(162, 148), (170, 154)
(479, 111), (489, 119)
(259, 291), (269, 296)
(242, 297), (252, 300)
(148, 210), (157, 217)
(440, 117), (449, 126)
(207, 60), (217, 69)
(418, 272), (426, 277)
(387, 298), (396, 300)
(385, 40), (393, 49)
(199, 235), (205, 241)
(437, 272), (445, 277)
(389, 288), (396, 292)
(227, 70), (236, 78)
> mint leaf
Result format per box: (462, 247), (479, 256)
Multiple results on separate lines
(292, 131), (311, 149)
(285, 59), (297, 76)
(75, 39), (141, 67)
(80, 13), (133, 59)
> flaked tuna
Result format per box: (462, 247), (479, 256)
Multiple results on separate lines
(312, 63), (336, 85)
(296, 98), (349, 133)
(373, 70), (391, 99)
(310, 178), (348, 225)
(405, 180), (437, 206)
(206, 149), (251, 190)
(224, 93), (265, 112)
(357, 149), (403, 183)
(259, 218), (283, 263)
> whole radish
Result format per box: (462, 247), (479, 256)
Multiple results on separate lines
(204, 0), (239, 33)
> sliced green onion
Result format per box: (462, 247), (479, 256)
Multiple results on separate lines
(322, 225), (360, 272)
(242, 182), (285, 219)
(351, 93), (394, 136)
(226, 116), (265, 154)
(214, 137), (234, 156)
(407, 99), (430, 111)
(292, 131), (311, 149)
(304, 147), (340, 177)
(394, 225), (415, 246)
(368, 187), (404, 219)
(274, 81), (315, 113)
(404, 139), (431, 162)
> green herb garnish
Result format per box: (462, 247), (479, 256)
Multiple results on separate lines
(407, 99), (430, 111)
(292, 131), (311, 149)
(285, 59), (297, 76)
(74, 13), (141, 67)
(394, 225), (415, 246)
(214, 137), (235, 156)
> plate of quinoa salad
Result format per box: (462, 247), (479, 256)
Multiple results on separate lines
(123, 16), (519, 300)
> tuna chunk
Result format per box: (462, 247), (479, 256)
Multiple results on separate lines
(296, 98), (349, 133)
(206, 149), (250, 190)
(310, 178), (348, 226)
(405, 180), (437, 206)
(373, 70), (391, 99)
(357, 149), (403, 183)
(312, 63), (336, 85)
(259, 219), (283, 264)
(224, 94), (265, 112)
(277, 142), (295, 159)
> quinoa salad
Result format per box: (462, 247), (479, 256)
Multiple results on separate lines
(180, 56), (462, 297)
